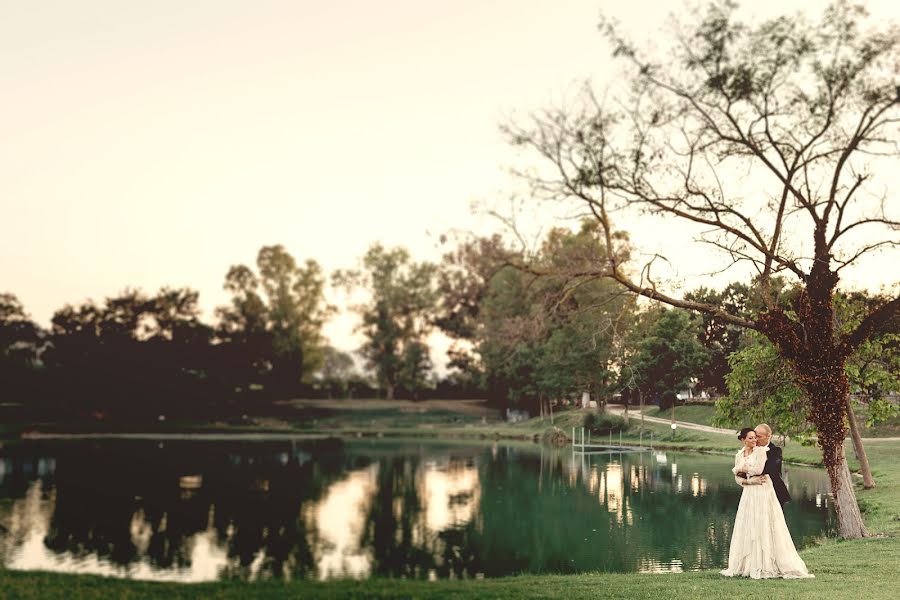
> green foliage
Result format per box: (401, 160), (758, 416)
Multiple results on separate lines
(0, 292), (44, 368)
(314, 346), (358, 398)
(43, 287), (216, 417)
(440, 222), (634, 408)
(0, 292), (47, 406)
(682, 283), (749, 395)
(541, 426), (568, 446)
(836, 293), (900, 426)
(716, 291), (900, 438)
(217, 245), (333, 394)
(335, 244), (438, 399)
(682, 278), (792, 395)
(624, 308), (709, 409)
(716, 331), (811, 440)
(583, 411), (627, 434)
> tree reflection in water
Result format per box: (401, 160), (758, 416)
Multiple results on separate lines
(0, 440), (834, 582)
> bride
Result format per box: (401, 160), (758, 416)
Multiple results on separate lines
(720, 427), (814, 579)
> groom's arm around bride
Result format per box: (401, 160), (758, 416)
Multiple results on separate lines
(757, 424), (792, 508)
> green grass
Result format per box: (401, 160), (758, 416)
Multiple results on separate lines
(638, 402), (900, 438)
(850, 405), (900, 438)
(640, 403), (718, 426)
(2, 534), (898, 599)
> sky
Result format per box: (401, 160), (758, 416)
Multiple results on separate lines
(2, 0), (898, 369)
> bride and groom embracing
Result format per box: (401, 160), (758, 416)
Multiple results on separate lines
(720, 423), (814, 579)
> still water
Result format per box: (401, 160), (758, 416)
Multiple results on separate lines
(0, 439), (834, 582)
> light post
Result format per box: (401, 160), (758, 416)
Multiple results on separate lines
(671, 394), (678, 439)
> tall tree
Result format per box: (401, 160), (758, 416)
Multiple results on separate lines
(505, 1), (899, 537)
(0, 293), (46, 404)
(437, 223), (634, 409)
(683, 283), (750, 395)
(217, 245), (332, 396)
(315, 345), (357, 399)
(335, 244), (437, 400)
(626, 307), (710, 409)
(0, 293), (44, 368)
(435, 234), (521, 402)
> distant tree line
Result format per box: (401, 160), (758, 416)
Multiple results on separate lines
(1, 245), (360, 422)
(1, 234), (896, 425)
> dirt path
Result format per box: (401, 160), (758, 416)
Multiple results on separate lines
(606, 404), (900, 441)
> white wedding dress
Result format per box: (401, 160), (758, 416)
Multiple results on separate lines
(720, 445), (814, 579)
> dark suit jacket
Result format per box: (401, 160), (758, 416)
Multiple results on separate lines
(762, 442), (791, 506)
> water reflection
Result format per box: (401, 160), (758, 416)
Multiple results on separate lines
(0, 440), (834, 582)
(305, 465), (378, 580)
(3, 480), (229, 581)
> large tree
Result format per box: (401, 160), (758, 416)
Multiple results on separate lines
(437, 223), (633, 409)
(0, 293), (44, 368)
(0, 293), (46, 405)
(217, 245), (333, 396)
(683, 282), (751, 395)
(335, 244), (438, 400)
(505, 1), (899, 538)
(626, 307), (710, 410)
(315, 345), (357, 399)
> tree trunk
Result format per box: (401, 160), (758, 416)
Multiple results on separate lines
(845, 394), (875, 489)
(761, 276), (870, 540)
(386, 384), (395, 401)
(828, 446), (868, 539)
(801, 365), (869, 539)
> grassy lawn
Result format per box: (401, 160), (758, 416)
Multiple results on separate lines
(3, 402), (899, 599)
(0, 535), (897, 599)
(639, 403), (718, 426)
(639, 402), (900, 438)
(851, 405), (900, 438)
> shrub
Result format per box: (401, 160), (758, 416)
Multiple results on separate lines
(584, 411), (628, 434)
(541, 426), (569, 447)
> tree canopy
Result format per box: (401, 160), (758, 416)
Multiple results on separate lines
(335, 244), (438, 400)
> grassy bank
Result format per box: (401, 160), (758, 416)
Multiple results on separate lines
(1, 531), (898, 599)
(7, 397), (894, 445)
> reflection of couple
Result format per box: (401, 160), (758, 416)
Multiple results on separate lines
(720, 424), (814, 579)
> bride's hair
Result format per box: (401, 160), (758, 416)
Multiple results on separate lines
(738, 427), (755, 440)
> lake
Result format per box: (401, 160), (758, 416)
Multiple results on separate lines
(0, 438), (834, 582)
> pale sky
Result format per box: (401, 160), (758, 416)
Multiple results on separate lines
(2, 0), (898, 368)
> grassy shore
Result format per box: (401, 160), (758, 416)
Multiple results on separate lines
(3, 400), (898, 599)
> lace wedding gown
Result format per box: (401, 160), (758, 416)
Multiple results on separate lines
(720, 445), (814, 579)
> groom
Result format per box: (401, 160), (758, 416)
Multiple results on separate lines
(738, 423), (791, 510)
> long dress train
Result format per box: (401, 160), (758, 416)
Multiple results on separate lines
(720, 445), (814, 579)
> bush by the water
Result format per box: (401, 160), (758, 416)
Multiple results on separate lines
(584, 411), (627, 434)
(541, 426), (569, 446)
